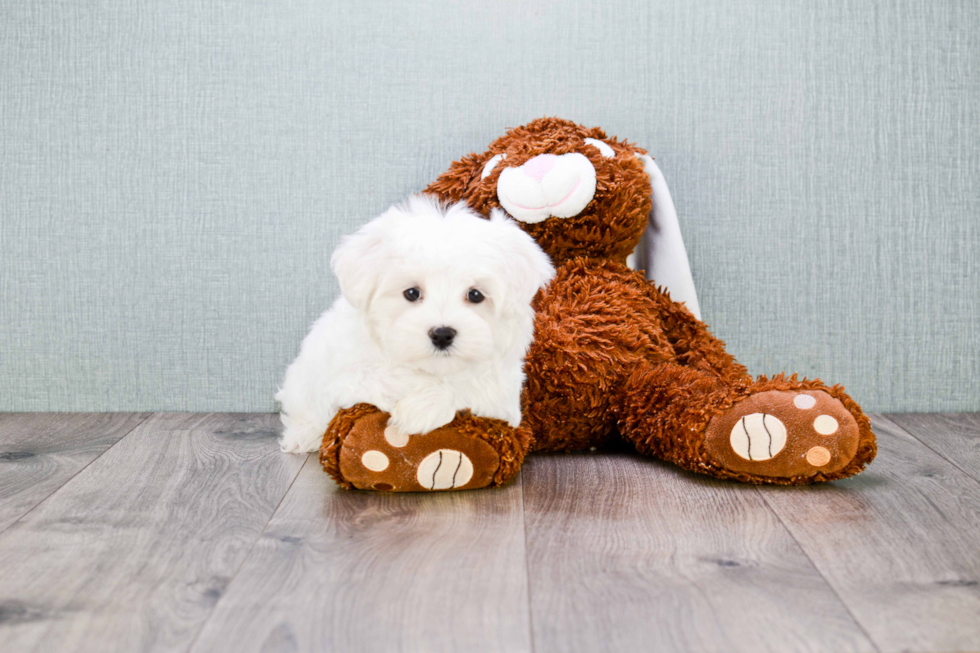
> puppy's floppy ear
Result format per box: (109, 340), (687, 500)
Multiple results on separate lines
(633, 154), (702, 320)
(330, 208), (396, 310)
(489, 208), (556, 307)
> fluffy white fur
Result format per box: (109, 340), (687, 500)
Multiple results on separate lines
(277, 196), (555, 453)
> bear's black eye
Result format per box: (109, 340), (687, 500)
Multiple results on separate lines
(467, 289), (485, 304)
(403, 287), (421, 302)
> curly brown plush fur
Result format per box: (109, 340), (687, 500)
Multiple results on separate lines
(421, 117), (876, 485)
(320, 403), (379, 490)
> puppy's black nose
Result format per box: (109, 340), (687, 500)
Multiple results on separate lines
(429, 326), (457, 350)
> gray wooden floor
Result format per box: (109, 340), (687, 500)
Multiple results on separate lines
(0, 413), (978, 653)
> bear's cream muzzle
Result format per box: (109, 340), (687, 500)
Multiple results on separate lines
(496, 153), (597, 224)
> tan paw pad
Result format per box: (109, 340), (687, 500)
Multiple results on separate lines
(729, 414), (787, 461)
(416, 450), (474, 490)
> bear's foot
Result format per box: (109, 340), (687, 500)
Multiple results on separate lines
(339, 411), (499, 491)
(320, 404), (531, 491)
(703, 388), (871, 483)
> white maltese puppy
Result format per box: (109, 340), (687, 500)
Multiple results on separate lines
(277, 195), (555, 453)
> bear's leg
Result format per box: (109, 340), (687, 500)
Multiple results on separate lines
(320, 404), (532, 491)
(617, 362), (876, 484)
(612, 284), (877, 484)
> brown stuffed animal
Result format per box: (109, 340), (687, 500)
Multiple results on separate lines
(321, 118), (876, 490)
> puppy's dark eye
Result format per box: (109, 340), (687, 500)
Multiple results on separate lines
(403, 287), (421, 302)
(467, 289), (485, 304)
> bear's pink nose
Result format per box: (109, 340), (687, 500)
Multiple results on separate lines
(521, 154), (558, 182)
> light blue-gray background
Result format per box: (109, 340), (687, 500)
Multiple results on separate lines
(1, 0), (977, 412)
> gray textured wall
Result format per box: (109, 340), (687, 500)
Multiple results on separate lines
(1, 0), (978, 413)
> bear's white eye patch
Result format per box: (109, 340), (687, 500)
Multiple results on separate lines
(583, 138), (614, 158)
(481, 153), (507, 179)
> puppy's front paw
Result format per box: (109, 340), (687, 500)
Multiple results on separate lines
(388, 395), (457, 437)
(279, 424), (325, 454)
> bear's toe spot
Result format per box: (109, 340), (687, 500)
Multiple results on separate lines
(384, 425), (409, 448)
(806, 446), (832, 467)
(813, 415), (839, 435)
(794, 394), (817, 409)
(361, 450), (389, 472)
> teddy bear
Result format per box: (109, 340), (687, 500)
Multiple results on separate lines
(320, 118), (877, 491)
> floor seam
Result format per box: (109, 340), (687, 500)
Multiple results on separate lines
(880, 413), (980, 487)
(753, 485), (882, 653)
(520, 468), (537, 653)
(0, 412), (154, 539)
(183, 450), (312, 653)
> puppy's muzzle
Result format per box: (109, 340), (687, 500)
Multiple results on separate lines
(428, 326), (457, 351)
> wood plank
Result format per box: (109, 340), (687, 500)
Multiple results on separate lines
(522, 451), (874, 653)
(0, 413), (150, 534)
(191, 462), (532, 653)
(0, 413), (306, 653)
(757, 415), (980, 652)
(888, 413), (980, 483)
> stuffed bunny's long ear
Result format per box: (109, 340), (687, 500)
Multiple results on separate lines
(632, 154), (702, 320)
